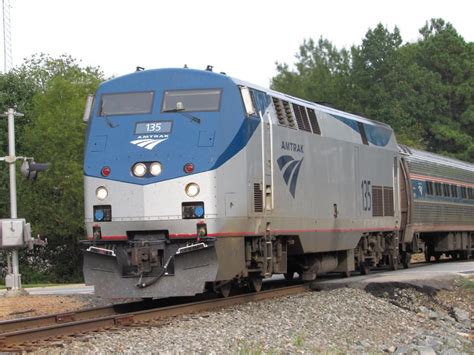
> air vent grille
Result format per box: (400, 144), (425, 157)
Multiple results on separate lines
(372, 186), (383, 217)
(383, 187), (394, 216)
(307, 108), (321, 135)
(282, 100), (296, 128)
(272, 97), (286, 125)
(254, 183), (263, 213)
(292, 104), (312, 132)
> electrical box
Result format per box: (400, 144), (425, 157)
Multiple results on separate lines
(0, 218), (30, 248)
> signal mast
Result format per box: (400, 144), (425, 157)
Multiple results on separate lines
(2, 0), (13, 73)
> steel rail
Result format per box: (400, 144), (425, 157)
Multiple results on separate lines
(0, 284), (310, 348)
(0, 304), (120, 333)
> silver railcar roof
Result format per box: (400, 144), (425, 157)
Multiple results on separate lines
(402, 146), (474, 173)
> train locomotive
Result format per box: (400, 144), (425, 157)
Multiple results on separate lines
(81, 67), (474, 299)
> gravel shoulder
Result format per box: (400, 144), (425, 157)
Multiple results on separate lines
(28, 276), (472, 354)
(0, 294), (118, 320)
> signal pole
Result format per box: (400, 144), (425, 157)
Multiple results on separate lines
(2, 108), (25, 294)
(2, 0), (13, 73)
(1, 109), (48, 295)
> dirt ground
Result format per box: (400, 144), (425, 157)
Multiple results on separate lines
(0, 295), (88, 320)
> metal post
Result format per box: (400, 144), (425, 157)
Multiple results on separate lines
(3, 108), (25, 295)
(8, 108), (17, 219)
(6, 253), (12, 273)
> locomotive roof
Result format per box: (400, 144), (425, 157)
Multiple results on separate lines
(231, 77), (394, 132)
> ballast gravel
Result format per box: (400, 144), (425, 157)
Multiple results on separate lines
(33, 286), (472, 354)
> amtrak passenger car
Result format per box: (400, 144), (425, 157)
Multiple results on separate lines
(82, 67), (403, 299)
(399, 146), (474, 260)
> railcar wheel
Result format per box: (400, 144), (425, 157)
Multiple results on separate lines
(424, 250), (432, 262)
(460, 250), (470, 260)
(284, 272), (295, 281)
(248, 274), (263, 293)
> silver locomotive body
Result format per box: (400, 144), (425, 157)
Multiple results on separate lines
(82, 68), (472, 298)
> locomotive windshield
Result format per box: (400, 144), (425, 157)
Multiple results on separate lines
(161, 89), (221, 112)
(99, 91), (154, 116)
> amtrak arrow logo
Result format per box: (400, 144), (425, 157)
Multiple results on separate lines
(277, 155), (304, 198)
(130, 138), (167, 150)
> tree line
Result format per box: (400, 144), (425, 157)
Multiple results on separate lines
(272, 19), (473, 162)
(0, 18), (472, 283)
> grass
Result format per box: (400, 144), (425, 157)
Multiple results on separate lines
(457, 276), (474, 291)
(293, 334), (305, 347)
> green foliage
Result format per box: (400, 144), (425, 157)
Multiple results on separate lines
(457, 277), (474, 291)
(0, 54), (103, 282)
(273, 38), (351, 109)
(271, 19), (474, 162)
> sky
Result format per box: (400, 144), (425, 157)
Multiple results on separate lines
(2, 0), (474, 87)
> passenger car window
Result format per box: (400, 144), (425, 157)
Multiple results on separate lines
(426, 181), (434, 195)
(468, 187), (474, 200)
(100, 92), (154, 116)
(442, 184), (450, 197)
(450, 185), (458, 198)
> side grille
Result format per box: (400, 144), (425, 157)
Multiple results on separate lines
(383, 187), (394, 216)
(272, 97), (296, 128)
(307, 108), (321, 135)
(373, 185), (395, 217)
(254, 183), (263, 213)
(282, 100), (296, 128)
(372, 186), (383, 217)
(272, 97), (286, 125)
(292, 103), (312, 132)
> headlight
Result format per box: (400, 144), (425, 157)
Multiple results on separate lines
(185, 183), (200, 197)
(150, 162), (162, 176)
(96, 186), (108, 200)
(132, 163), (147, 177)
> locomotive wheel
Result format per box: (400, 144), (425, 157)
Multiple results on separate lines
(359, 261), (370, 275)
(248, 275), (263, 293)
(401, 252), (411, 269)
(219, 282), (232, 298)
(389, 255), (399, 271)
(213, 281), (232, 298)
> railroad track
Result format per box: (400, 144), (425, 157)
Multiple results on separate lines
(0, 284), (310, 351)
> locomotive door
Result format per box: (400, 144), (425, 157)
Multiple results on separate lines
(260, 110), (274, 212)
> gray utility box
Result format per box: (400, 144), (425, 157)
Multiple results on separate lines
(0, 218), (31, 248)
